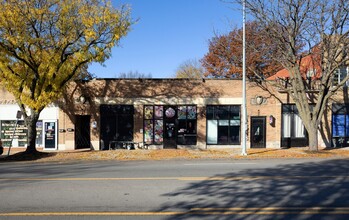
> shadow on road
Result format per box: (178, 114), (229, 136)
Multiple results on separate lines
(158, 158), (349, 220)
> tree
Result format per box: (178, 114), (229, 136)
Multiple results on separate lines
(201, 21), (282, 78)
(174, 59), (205, 79)
(241, 0), (349, 151)
(117, 71), (152, 78)
(0, 0), (132, 153)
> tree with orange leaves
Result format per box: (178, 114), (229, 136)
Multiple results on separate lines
(201, 21), (282, 79)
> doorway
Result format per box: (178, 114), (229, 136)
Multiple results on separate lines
(75, 115), (91, 149)
(44, 121), (57, 150)
(250, 116), (266, 148)
(163, 106), (177, 149)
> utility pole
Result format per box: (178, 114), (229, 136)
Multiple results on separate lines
(241, 0), (247, 156)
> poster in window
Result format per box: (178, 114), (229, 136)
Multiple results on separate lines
(144, 106), (153, 119)
(144, 120), (153, 143)
(346, 115), (349, 137)
(333, 115), (345, 137)
(154, 106), (163, 119)
(178, 106), (187, 119)
(187, 106), (196, 119)
(154, 120), (163, 143)
(165, 107), (175, 118)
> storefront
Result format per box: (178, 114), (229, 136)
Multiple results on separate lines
(3, 78), (334, 151)
(100, 104), (134, 150)
(0, 103), (59, 150)
(143, 105), (197, 148)
(53, 79), (282, 150)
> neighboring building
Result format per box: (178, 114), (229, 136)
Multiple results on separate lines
(0, 78), (337, 151)
(266, 50), (349, 148)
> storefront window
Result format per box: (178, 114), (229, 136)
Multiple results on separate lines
(282, 105), (306, 138)
(332, 104), (349, 147)
(281, 104), (308, 148)
(144, 120), (153, 143)
(144, 106), (164, 145)
(154, 120), (163, 144)
(206, 105), (240, 145)
(100, 105), (134, 150)
(143, 105), (197, 145)
(177, 105), (197, 145)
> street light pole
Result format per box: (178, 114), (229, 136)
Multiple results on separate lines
(241, 0), (247, 156)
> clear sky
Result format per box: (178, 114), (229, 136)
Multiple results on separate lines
(88, 0), (242, 78)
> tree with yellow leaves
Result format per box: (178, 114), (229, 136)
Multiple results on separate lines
(0, 0), (132, 153)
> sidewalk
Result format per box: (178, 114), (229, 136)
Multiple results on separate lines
(1, 147), (349, 163)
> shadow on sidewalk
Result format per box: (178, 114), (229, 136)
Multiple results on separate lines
(0, 151), (56, 162)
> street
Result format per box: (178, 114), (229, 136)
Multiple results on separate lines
(1, 158), (349, 219)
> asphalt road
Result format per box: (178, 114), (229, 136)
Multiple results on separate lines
(1, 158), (349, 220)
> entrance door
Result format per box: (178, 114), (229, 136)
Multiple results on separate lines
(75, 115), (91, 149)
(44, 121), (57, 150)
(163, 106), (177, 149)
(250, 116), (266, 148)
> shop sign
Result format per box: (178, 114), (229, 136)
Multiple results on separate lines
(0, 120), (43, 147)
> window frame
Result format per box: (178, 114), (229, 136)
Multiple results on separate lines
(281, 104), (309, 148)
(206, 105), (241, 145)
(143, 105), (197, 145)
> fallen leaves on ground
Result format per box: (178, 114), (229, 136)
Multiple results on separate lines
(2, 147), (349, 163)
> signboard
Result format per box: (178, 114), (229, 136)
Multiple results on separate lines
(0, 120), (43, 147)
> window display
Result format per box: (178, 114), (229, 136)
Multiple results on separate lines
(206, 105), (240, 145)
(178, 106), (187, 119)
(281, 104), (308, 148)
(154, 106), (163, 119)
(177, 105), (197, 145)
(154, 120), (163, 143)
(143, 105), (197, 145)
(144, 106), (153, 119)
(144, 120), (153, 143)
(144, 106), (164, 145)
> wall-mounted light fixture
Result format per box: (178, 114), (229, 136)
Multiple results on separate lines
(79, 95), (86, 104)
(256, 96), (264, 105)
(91, 121), (97, 129)
(269, 115), (275, 126)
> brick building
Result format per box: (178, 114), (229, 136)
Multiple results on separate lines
(0, 78), (335, 151)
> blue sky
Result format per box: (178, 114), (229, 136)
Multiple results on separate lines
(88, 0), (242, 78)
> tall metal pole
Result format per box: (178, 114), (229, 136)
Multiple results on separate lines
(241, 0), (247, 155)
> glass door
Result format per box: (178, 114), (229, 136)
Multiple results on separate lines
(163, 106), (177, 149)
(44, 120), (57, 150)
(250, 116), (266, 148)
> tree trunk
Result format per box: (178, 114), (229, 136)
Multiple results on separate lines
(308, 125), (319, 152)
(24, 111), (40, 154)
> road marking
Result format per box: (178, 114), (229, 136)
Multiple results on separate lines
(2, 207), (349, 216)
(184, 163), (257, 165)
(0, 176), (347, 181)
